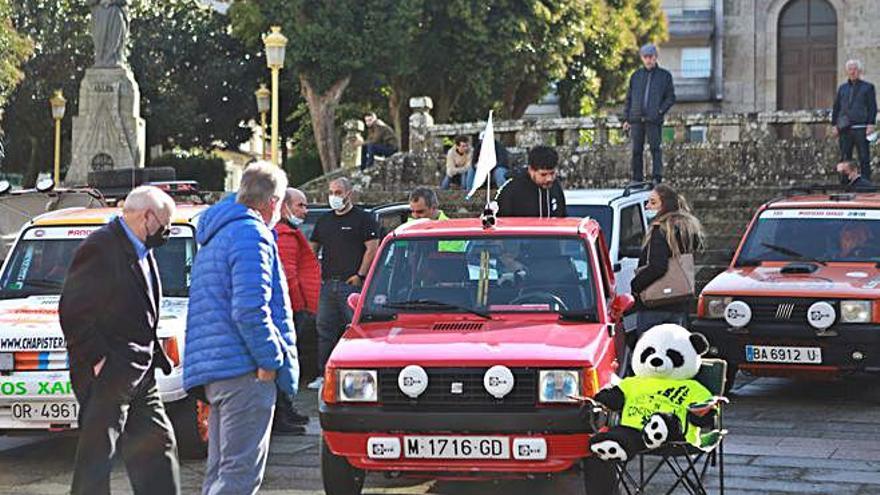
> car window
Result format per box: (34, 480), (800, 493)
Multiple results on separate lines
(362, 236), (597, 319)
(737, 209), (880, 264)
(0, 226), (196, 299)
(567, 205), (612, 238)
(378, 209), (408, 237)
(619, 204), (645, 257)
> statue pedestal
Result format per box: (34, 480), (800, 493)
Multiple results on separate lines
(67, 66), (146, 186)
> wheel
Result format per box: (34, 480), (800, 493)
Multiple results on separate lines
(320, 436), (364, 495)
(168, 396), (209, 459)
(583, 456), (619, 495)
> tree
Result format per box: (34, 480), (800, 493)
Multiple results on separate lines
(0, 0), (33, 110)
(2, 1), (273, 185)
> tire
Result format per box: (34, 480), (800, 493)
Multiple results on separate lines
(583, 456), (619, 495)
(168, 396), (209, 459)
(320, 436), (364, 495)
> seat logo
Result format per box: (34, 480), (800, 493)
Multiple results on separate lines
(450, 382), (463, 394)
(775, 303), (795, 320)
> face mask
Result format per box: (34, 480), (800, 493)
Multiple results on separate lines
(145, 220), (170, 249)
(839, 173), (851, 185)
(288, 215), (304, 226)
(328, 195), (346, 211)
(645, 209), (659, 222)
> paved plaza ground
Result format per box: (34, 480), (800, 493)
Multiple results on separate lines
(2, 373), (880, 494)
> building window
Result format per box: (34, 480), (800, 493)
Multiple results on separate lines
(687, 125), (707, 143)
(681, 47), (712, 78)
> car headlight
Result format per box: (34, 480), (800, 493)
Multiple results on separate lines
(704, 296), (733, 319)
(840, 300), (872, 323)
(539, 370), (580, 403)
(338, 369), (378, 403)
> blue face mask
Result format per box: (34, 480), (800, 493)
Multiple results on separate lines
(645, 209), (658, 222)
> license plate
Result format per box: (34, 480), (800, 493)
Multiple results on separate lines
(403, 436), (510, 459)
(11, 401), (79, 422)
(745, 345), (822, 364)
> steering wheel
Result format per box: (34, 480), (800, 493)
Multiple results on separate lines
(510, 291), (569, 311)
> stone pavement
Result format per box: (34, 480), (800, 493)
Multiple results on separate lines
(1, 374), (880, 494)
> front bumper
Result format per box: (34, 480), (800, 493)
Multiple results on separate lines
(321, 404), (593, 474)
(693, 319), (880, 374)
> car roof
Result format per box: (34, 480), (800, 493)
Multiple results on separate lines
(393, 217), (601, 239)
(766, 192), (880, 210)
(564, 188), (649, 206)
(30, 205), (208, 226)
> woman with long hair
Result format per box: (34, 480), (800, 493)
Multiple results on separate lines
(630, 184), (705, 338)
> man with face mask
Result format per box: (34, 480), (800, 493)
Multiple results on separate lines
(184, 162), (299, 495)
(308, 177), (379, 389)
(273, 187), (320, 433)
(836, 160), (874, 192)
(495, 145), (567, 218)
(60, 186), (180, 495)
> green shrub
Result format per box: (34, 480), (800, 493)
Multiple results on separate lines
(285, 145), (323, 187)
(148, 152), (226, 191)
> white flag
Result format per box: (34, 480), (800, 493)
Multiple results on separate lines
(467, 111), (497, 199)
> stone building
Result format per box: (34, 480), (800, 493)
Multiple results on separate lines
(659, 0), (880, 113)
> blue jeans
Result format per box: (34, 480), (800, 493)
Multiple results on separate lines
(317, 280), (357, 374)
(440, 173), (463, 190)
(464, 165), (509, 191)
(361, 143), (396, 169)
(203, 373), (276, 495)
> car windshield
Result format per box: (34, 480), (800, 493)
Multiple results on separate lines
(362, 236), (598, 320)
(0, 226), (196, 299)
(737, 209), (880, 265)
(567, 205), (612, 237)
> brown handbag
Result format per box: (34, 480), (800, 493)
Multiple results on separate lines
(638, 234), (696, 308)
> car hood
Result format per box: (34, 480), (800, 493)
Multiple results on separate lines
(328, 318), (611, 368)
(0, 295), (188, 352)
(703, 264), (880, 299)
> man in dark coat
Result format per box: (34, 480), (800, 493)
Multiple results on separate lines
(837, 160), (874, 192)
(832, 59), (877, 180)
(59, 186), (179, 495)
(623, 43), (676, 184)
(495, 145), (567, 218)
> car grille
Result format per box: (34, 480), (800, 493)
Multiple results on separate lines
(742, 298), (835, 323)
(378, 367), (537, 412)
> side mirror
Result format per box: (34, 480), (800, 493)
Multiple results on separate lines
(346, 292), (361, 312)
(609, 293), (635, 322)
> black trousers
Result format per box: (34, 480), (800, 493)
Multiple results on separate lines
(630, 122), (663, 182)
(70, 361), (180, 495)
(839, 128), (872, 180)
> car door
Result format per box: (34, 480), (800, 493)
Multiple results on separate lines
(615, 201), (647, 296)
(372, 204), (411, 238)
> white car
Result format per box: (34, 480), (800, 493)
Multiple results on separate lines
(0, 205), (208, 458)
(565, 184), (652, 296)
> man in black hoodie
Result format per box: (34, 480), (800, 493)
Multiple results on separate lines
(495, 145), (567, 218)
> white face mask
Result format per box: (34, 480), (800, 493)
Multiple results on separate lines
(288, 215), (304, 226)
(645, 209), (658, 221)
(328, 194), (346, 211)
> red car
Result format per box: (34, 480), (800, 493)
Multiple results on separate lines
(319, 217), (634, 494)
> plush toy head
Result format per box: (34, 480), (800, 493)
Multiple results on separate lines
(632, 324), (709, 381)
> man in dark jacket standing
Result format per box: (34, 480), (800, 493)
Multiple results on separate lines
(623, 43), (676, 184)
(495, 145), (567, 218)
(832, 59), (877, 180)
(59, 186), (179, 495)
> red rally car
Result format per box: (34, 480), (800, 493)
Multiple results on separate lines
(318, 217), (634, 494)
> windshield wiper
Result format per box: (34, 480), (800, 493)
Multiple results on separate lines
(382, 299), (491, 319)
(760, 243), (827, 266)
(558, 310), (598, 322)
(18, 278), (64, 289)
(359, 311), (397, 322)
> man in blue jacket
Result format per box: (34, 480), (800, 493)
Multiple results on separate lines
(832, 59), (877, 180)
(623, 43), (676, 184)
(184, 162), (298, 495)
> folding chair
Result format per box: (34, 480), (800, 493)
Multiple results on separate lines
(601, 359), (730, 495)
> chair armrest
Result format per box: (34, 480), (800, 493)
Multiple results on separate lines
(687, 396), (729, 417)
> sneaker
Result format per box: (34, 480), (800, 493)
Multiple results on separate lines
(307, 377), (324, 390)
(272, 415), (306, 436)
(286, 409), (310, 426)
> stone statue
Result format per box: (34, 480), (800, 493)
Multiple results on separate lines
(88, 0), (130, 68)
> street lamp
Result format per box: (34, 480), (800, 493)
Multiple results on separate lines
(49, 90), (66, 185)
(263, 26), (287, 167)
(254, 84), (271, 160)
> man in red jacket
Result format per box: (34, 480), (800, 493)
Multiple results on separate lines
(274, 187), (321, 433)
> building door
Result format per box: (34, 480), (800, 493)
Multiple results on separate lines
(777, 0), (837, 110)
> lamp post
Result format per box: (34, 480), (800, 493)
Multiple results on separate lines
(263, 26), (288, 167)
(254, 84), (271, 160)
(49, 90), (67, 185)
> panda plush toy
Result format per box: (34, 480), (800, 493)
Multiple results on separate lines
(589, 324), (716, 462)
